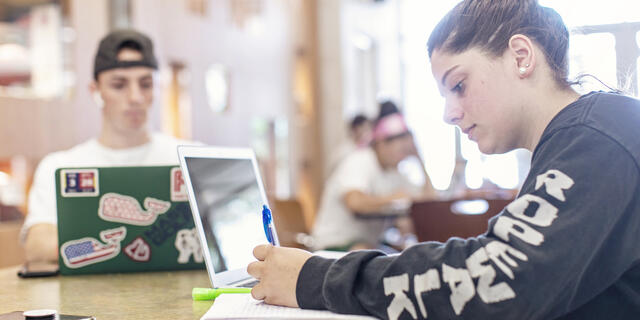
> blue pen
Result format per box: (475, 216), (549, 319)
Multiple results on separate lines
(262, 205), (276, 245)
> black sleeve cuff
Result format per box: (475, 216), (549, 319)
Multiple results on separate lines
(296, 255), (334, 310)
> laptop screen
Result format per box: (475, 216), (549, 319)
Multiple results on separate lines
(184, 157), (267, 273)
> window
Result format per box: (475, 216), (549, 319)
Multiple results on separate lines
(568, 33), (617, 94)
(541, 0), (640, 96)
(399, 1), (458, 190)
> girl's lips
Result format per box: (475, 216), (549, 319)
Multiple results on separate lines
(463, 125), (477, 140)
(462, 124), (475, 134)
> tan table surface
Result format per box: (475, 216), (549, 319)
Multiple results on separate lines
(0, 265), (214, 319)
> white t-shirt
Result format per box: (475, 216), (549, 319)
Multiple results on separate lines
(311, 148), (420, 250)
(21, 133), (195, 241)
(326, 140), (356, 178)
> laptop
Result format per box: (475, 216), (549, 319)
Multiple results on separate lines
(177, 145), (278, 288)
(55, 166), (205, 275)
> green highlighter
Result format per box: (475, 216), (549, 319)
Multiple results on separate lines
(192, 287), (252, 301)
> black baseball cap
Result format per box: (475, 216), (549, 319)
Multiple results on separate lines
(93, 29), (158, 80)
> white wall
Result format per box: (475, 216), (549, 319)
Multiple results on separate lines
(69, 0), (109, 144)
(132, 0), (293, 147)
(341, 0), (402, 116)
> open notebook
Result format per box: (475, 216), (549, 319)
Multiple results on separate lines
(201, 294), (377, 320)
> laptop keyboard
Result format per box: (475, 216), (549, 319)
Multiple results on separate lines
(236, 279), (259, 288)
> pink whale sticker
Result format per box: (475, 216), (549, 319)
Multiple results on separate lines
(98, 193), (170, 226)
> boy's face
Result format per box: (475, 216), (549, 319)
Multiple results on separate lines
(352, 121), (372, 145)
(94, 48), (154, 135)
(374, 133), (414, 168)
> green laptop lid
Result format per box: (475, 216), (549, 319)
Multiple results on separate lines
(55, 166), (205, 275)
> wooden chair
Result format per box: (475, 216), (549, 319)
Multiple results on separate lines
(0, 220), (25, 268)
(410, 198), (514, 242)
(270, 199), (311, 249)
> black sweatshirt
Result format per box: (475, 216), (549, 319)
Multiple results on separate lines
(296, 92), (640, 319)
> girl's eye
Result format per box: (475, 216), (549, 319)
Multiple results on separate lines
(451, 80), (464, 94)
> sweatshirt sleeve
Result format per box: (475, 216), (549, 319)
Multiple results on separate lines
(296, 126), (640, 319)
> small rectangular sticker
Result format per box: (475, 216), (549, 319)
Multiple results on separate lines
(170, 167), (188, 202)
(60, 169), (99, 197)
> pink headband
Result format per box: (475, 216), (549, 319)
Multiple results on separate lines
(372, 113), (409, 142)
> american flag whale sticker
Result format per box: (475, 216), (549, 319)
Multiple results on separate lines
(60, 226), (127, 269)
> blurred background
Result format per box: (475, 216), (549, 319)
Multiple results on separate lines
(0, 0), (638, 264)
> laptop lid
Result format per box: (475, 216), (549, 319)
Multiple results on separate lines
(55, 166), (205, 275)
(177, 146), (278, 288)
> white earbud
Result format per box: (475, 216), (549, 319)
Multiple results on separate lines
(92, 92), (104, 108)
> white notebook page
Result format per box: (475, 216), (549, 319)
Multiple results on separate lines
(201, 294), (377, 320)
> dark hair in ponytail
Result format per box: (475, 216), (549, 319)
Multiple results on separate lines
(427, 0), (572, 88)
(377, 101), (400, 121)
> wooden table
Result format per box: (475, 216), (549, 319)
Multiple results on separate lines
(0, 265), (214, 319)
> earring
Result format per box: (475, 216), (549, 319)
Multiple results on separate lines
(519, 64), (530, 75)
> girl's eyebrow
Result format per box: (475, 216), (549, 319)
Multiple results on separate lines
(441, 65), (460, 86)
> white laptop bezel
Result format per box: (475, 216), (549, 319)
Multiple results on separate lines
(177, 145), (278, 288)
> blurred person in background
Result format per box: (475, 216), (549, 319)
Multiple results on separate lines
(311, 101), (437, 251)
(326, 114), (373, 177)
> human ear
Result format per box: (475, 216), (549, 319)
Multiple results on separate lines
(508, 34), (536, 78)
